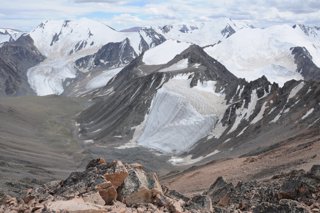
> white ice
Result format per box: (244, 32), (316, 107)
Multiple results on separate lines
(158, 59), (189, 72)
(86, 67), (123, 90)
(135, 74), (227, 154)
(301, 108), (314, 120)
(143, 40), (190, 65)
(168, 150), (220, 166)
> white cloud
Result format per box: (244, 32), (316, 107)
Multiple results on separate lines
(0, 0), (320, 31)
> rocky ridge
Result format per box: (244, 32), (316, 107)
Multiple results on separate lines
(1, 158), (320, 212)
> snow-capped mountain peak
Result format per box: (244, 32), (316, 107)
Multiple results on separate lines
(29, 19), (126, 57)
(155, 18), (250, 46)
(27, 19), (166, 96)
(205, 24), (320, 86)
(0, 28), (23, 44)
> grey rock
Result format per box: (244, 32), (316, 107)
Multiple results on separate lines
(75, 38), (137, 71)
(187, 195), (212, 212)
(0, 35), (45, 96)
(291, 46), (320, 81)
(310, 165), (320, 179)
(253, 200), (310, 213)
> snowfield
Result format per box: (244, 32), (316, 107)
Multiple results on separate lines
(205, 24), (320, 86)
(155, 18), (248, 46)
(143, 40), (190, 65)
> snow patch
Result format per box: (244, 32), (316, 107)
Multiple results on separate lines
(251, 102), (268, 124)
(168, 150), (220, 166)
(158, 59), (189, 72)
(237, 126), (248, 137)
(83, 139), (94, 144)
(86, 67), (123, 90)
(143, 40), (190, 65)
(288, 82), (305, 100)
(301, 108), (314, 120)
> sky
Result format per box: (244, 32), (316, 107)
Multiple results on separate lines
(1, 0), (320, 31)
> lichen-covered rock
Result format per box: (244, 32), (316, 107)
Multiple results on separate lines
(205, 176), (234, 206)
(103, 160), (128, 189)
(86, 158), (107, 170)
(186, 195), (212, 212)
(95, 181), (117, 205)
(310, 165), (320, 179)
(118, 165), (163, 206)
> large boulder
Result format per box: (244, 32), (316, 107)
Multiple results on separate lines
(103, 160), (128, 189)
(118, 164), (163, 206)
(310, 165), (320, 179)
(205, 176), (234, 206)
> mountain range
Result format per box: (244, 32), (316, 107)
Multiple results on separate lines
(0, 18), (319, 203)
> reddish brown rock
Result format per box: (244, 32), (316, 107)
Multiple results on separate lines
(103, 160), (128, 189)
(95, 181), (117, 205)
(118, 166), (163, 206)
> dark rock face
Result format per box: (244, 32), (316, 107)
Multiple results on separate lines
(294, 24), (320, 37)
(221, 24), (236, 38)
(0, 35), (45, 96)
(75, 38), (137, 71)
(75, 28), (165, 72)
(291, 46), (320, 81)
(139, 28), (166, 52)
(160, 25), (173, 34)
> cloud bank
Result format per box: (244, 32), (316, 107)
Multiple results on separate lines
(1, 0), (320, 31)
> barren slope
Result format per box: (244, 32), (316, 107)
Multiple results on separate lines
(162, 129), (320, 195)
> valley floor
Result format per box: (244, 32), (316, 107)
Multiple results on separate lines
(0, 95), (174, 195)
(0, 95), (87, 195)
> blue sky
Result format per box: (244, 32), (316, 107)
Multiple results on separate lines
(1, 0), (320, 31)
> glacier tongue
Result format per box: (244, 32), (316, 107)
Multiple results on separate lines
(136, 74), (227, 154)
(137, 88), (216, 154)
(27, 59), (77, 96)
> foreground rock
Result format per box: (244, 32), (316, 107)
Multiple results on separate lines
(0, 158), (209, 212)
(1, 159), (319, 213)
(204, 165), (320, 212)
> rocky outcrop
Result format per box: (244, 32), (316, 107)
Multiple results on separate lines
(202, 165), (320, 212)
(0, 158), (201, 212)
(75, 38), (138, 72)
(75, 28), (165, 72)
(1, 158), (319, 212)
(291, 46), (320, 81)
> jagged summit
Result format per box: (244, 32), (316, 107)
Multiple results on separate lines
(155, 17), (250, 46)
(0, 28), (22, 43)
